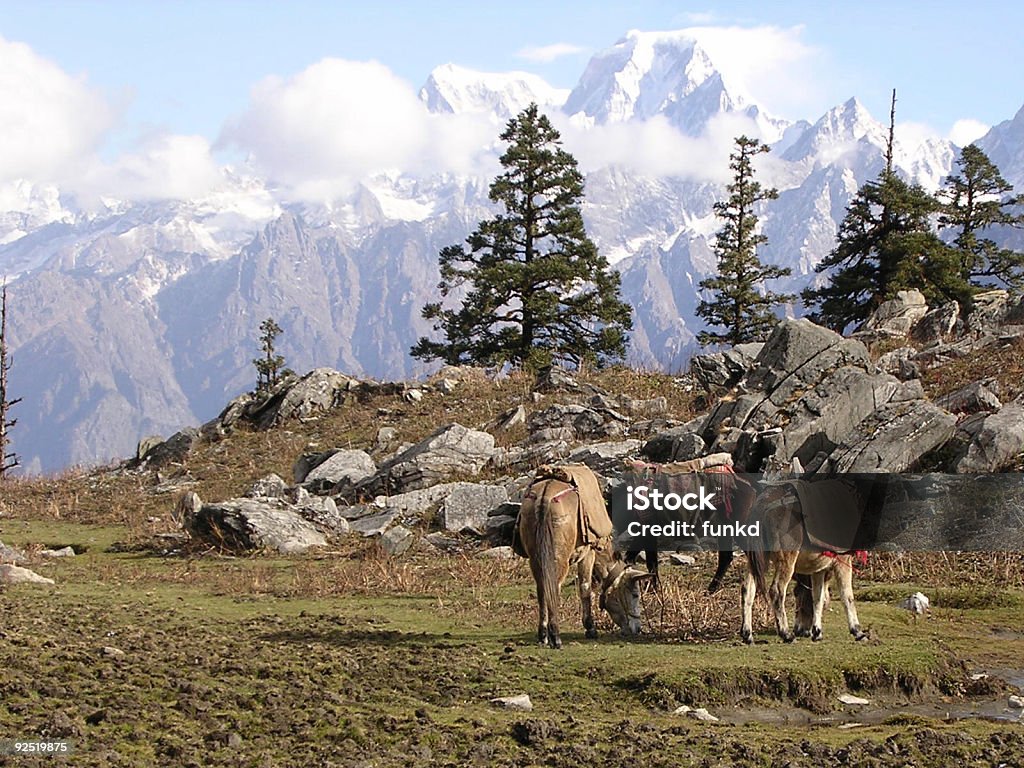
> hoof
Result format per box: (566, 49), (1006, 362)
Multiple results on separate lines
(780, 630), (796, 643)
(585, 627), (598, 640)
(795, 626), (812, 638)
(852, 629), (868, 642)
(811, 627), (823, 642)
(740, 629), (754, 645)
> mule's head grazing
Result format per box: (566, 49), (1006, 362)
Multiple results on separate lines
(599, 562), (655, 635)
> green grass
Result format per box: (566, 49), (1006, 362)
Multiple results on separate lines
(2, 519), (1024, 767)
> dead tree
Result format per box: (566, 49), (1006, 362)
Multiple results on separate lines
(0, 279), (21, 476)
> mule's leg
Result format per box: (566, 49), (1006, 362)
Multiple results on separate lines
(834, 558), (866, 641)
(740, 568), (757, 644)
(645, 544), (660, 588)
(532, 570), (549, 646)
(577, 550), (598, 639)
(546, 582), (562, 650)
(810, 570), (828, 642)
(770, 555), (797, 643)
(707, 548), (734, 594)
(793, 573), (814, 637)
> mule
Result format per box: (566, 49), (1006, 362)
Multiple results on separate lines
(623, 455), (758, 594)
(741, 482), (868, 644)
(517, 471), (615, 649)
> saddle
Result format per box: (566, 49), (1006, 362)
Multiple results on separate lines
(774, 479), (863, 553)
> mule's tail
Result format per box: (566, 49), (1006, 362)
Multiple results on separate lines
(746, 546), (770, 598)
(534, 482), (561, 625)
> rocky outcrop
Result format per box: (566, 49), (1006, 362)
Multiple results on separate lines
(955, 401), (1024, 473)
(247, 368), (354, 430)
(138, 428), (200, 469)
(824, 399), (957, 473)
(689, 342), (763, 391)
(358, 424), (495, 495)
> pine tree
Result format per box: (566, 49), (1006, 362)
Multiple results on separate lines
(253, 317), (289, 393)
(938, 143), (1024, 293)
(0, 280), (21, 477)
(696, 135), (793, 347)
(411, 103), (632, 370)
(802, 90), (957, 330)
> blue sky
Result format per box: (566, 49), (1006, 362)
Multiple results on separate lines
(1, 1), (1022, 202)
(4, 0), (1023, 140)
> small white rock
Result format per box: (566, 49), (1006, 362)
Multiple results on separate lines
(899, 591), (930, 614)
(1009, 694), (1024, 709)
(40, 546), (76, 558)
(838, 694), (870, 706)
(970, 673), (989, 681)
(490, 694), (532, 711)
(102, 646), (126, 659)
(404, 389), (424, 403)
(838, 722), (864, 730)
(688, 708), (719, 722)
(669, 553), (696, 566)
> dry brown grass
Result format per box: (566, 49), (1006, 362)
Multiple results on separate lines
(921, 336), (1024, 401)
(2, 365), (697, 527)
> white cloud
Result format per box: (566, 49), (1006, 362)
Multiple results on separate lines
(556, 111), (765, 184)
(77, 134), (222, 204)
(220, 58), (496, 201)
(0, 35), (114, 182)
(948, 118), (990, 147)
(680, 25), (821, 118)
(894, 120), (940, 148)
(515, 43), (586, 63)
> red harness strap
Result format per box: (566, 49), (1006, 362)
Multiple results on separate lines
(822, 549), (869, 571)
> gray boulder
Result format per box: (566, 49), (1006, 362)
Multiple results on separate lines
(360, 424), (495, 495)
(247, 473), (289, 499)
(441, 483), (510, 534)
(373, 427), (398, 453)
(183, 499), (327, 554)
(827, 400), (957, 472)
(690, 342), (763, 391)
(0, 540), (27, 564)
(527, 403), (630, 442)
(294, 495), (350, 536)
(967, 289), (1010, 333)
(534, 365), (578, 392)
(140, 427), (200, 469)
(955, 402), (1024, 473)
(486, 405), (527, 432)
(935, 381), (1002, 415)
(0, 564), (55, 585)
(912, 301), (960, 344)
(349, 509), (401, 537)
(379, 525), (415, 556)
(859, 289), (928, 338)
(302, 450), (376, 494)
(567, 439), (643, 473)
(876, 347), (921, 381)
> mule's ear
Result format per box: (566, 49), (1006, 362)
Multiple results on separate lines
(624, 569), (655, 585)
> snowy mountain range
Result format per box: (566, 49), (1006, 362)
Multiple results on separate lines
(2, 29), (1023, 473)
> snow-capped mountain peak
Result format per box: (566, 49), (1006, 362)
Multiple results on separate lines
(419, 63), (569, 119)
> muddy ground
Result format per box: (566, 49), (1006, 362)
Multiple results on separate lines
(2, 519), (1024, 767)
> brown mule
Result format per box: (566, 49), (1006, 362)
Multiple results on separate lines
(741, 484), (867, 644)
(517, 469), (614, 649)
